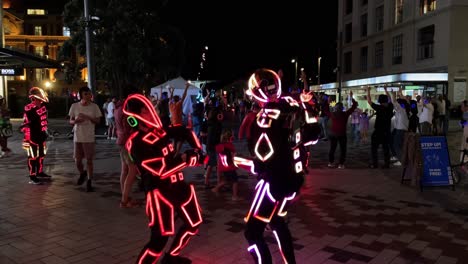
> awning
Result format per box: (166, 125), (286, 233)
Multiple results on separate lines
(0, 47), (62, 68)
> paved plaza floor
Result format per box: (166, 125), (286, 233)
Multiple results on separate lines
(1, 119), (468, 263)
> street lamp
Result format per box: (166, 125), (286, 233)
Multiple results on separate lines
(317, 56), (322, 85)
(291, 58), (298, 87)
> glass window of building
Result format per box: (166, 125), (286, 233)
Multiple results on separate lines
(345, 0), (353, 15)
(63, 27), (71, 37)
(420, 0), (436, 15)
(27, 9), (45, 15)
(395, 0), (404, 24)
(375, 5), (384, 32)
(34, 46), (44, 56)
(34, 26), (42, 36)
(345, 23), (352, 43)
(392, 34), (403, 64)
(344, 51), (352, 74)
(374, 41), (384, 68)
(360, 46), (368, 72)
(361, 14), (368, 37)
(417, 25), (434, 60)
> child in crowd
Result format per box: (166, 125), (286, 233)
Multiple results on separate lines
(212, 129), (241, 201)
(359, 109), (374, 144)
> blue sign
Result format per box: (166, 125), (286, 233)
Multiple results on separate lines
(420, 136), (453, 186)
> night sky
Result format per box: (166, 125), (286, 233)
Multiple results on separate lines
(161, 1), (338, 86)
(9, 0), (339, 86)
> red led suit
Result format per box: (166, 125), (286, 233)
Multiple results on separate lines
(21, 87), (49, 179)
(234, 69), (320, 264)
(123, 94), (202, 264)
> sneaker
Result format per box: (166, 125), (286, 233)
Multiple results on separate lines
(327, 163), (335, 168)
(107, 137), (111, 140)
(111, 137), (117, 140)
(77, 171), (87, 185)
(390, 156), (398, 161)
(161, 254), (192, 264)
(37, 172), (51, 178)
(393, 161), (402, 166)
(29, 176), (42, 185)
(337, 164), (345, 169)
(86, 179), (94, 192)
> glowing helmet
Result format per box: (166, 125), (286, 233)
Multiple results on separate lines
(247, 68), (282, 104)
(29, 87), (49, 103)
(123, 94), (163, 130)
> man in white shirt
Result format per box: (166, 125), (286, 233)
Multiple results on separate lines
(385, 87), (409, 165)
(106, 96), (116, 140)
(418, 97), (434, 136)
(69, 87), (102, 192)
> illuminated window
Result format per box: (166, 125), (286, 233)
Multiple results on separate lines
(395, 0), (404, 24)
(27, 9), (46, 15)
(420, 0), (436, 15)
(34, 26), (42, 36)
(63, 27), (71, 37)
(34, 46), (44, 56)
(374, 41), (384, 68)
(392, 34), (403, 65)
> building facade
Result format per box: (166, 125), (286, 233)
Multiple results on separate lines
(316, 0), (468, 106)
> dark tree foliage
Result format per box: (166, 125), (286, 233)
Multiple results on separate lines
(60, 0), (185, 96)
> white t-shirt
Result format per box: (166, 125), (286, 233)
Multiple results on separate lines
(69, 102), (102, 143)
(107, 101), (115, 118)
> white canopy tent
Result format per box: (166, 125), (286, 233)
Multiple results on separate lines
(150, 76), (202, 116)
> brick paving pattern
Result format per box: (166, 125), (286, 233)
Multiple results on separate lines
(0, 119), (468, 263)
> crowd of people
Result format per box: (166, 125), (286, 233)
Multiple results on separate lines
(5, 68), (468, 263)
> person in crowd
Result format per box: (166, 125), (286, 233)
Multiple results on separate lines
(234, 68), (320, 264)
(443, 95), (451, 135)
(319, 94), (330, 141)
(203, 99), (223, 188)
(123, 94), (203, 264)
(156, 90), (171, 128)
(114, 96), (138, 208)
(212, 129), (241, 201)
(367, 86), (394, 169)
(169, 83), (190, 154)
(0, 95), (13, 157)
(323, 91), (357, 169)
(350, 106), (362, 146)
(418, 96), (434, 136)
(385, 87), (408, 166)
(238, 103), (260, 156)
(102, 97), (111, 132)
(359, 109), (373, 144)
(69, 86), (102, 192)
(21, 87), (50, 184)
(106, 96), (117, 140)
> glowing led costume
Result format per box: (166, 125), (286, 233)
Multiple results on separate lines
(21, 87), (50, 184)
(234, 69), (320, 264)
(123, 94), (203, 264)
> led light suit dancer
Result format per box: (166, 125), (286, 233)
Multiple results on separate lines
(123, 94), (203, 264)
(21, 87), (50, 185)
(234, 69), (320, 264)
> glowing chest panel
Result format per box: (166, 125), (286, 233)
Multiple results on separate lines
(254, 108), (281, 161)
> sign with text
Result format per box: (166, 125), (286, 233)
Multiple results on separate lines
(0, 68), (23, 76)
(420, 136), (453, 186)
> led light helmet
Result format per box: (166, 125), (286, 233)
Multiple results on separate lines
(29, 87), (49, 103)
(247, 68), (282, 105)
(123, 94), (164, 130)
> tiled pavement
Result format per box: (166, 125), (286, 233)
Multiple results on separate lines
(1, 119), (468, 263)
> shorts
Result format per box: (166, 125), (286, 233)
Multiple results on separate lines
(207, 149), (217, 166)
(107, 117), (115, 126)
(74, 142), (96, 160)
(223, 170), (238, 183)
